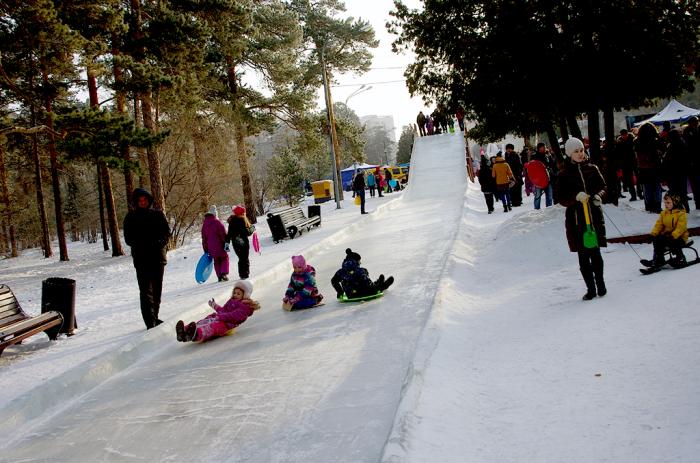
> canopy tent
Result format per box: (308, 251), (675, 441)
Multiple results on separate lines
(340, 163), (379, 190)
(340, 163), (379, 173)
(633, 99), (700, 127)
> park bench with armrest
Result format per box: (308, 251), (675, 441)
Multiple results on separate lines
(0, 284), (63, 357)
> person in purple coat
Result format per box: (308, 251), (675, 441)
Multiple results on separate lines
(201, 206), (230, 282)
(176, 280), (260, 343)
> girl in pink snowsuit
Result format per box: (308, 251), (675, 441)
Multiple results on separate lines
(201, 206), (230, 281)
(176, 280), (260, 343)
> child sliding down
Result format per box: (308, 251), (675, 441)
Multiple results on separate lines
(176, 280), (260, 343)
(331, 248), (394, 299)
(282, 255), (324, 311)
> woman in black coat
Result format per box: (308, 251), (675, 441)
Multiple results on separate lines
(556, 138), (608, 301)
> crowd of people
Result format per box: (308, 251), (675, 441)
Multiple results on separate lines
(351, 166), (406, 215)
(473, 119), (697, 301)
(416, 105), (465, 136)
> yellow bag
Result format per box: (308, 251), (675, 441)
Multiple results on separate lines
(354, 195), (361, 205)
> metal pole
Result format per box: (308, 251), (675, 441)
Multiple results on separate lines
(320, 47), (342, 209)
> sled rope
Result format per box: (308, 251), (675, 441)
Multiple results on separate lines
(602, 208), (643, 260)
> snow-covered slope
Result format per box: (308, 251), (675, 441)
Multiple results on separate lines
(381, 167), (700, 462)
(0, 133), (468, 461)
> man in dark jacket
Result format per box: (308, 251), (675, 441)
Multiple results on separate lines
(416, 111), (426, 137)
(353, 170), (368, 214)
(123, 188), (171, 329)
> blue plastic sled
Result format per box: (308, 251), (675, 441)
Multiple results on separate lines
(338, 292), (383, 303)
(195, 253), (214, 284)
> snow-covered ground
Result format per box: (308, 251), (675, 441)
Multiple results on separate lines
(1, 132), (699, 462)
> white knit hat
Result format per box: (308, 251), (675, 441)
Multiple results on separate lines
(208, 205), (218, 217)
(564, 137), (585, 156)
(234, 279), (253, 298)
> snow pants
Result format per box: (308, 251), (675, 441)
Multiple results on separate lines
(213, 254), (230, 279)
(653, 235), (685, 262)
(483, 192), (494, 212)
(232, 238), (250, 279)
(195, 315), (232, 342)
(577, 248), (605, 294)
(134, 263), (165, 329)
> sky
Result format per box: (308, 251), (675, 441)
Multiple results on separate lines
(318, 0), (431, 140)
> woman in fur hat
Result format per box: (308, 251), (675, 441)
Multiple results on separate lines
(556, 137), (608, 301)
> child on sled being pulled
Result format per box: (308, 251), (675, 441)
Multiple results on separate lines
(331, 248), (394, 299)
(641, 193), (689, 268)
(282, 255), (324, 311)
(176, 280), (260, 342)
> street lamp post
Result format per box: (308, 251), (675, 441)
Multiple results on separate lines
(345, 84), (372, 105)
(320, 46), (342, 209)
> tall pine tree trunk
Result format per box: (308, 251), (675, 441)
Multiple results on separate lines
(234, 124), (257, 224)
(566, 112), (583, 140)
(544, 121), (563, 163)
(42, 69), (69, 261)
(588, 108), (602, 166)
(0, 144), (17, 257)
(140, 92), (166, 212)
(558, 113), (569, 142)
(97, 165), (109, 251)
(225, 58), (256, 223)
(322, 61), (344, 200)
(193, 128), (209, 213)
(134, 97), (150, 190)
(31, 106), (52, 258)
(88, 69), (124, 256)
(112, 36), (135, 207)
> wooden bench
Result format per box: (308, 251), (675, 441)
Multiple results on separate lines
(0, 284), (63, 357)
(267, 206), (321, 243)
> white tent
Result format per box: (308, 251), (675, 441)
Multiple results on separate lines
(340, 163), (378, 172)
(633, 99), (700, 127)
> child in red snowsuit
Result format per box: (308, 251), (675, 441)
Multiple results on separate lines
(176, 280), (260, 343)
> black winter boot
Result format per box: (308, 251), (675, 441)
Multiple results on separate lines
(596, 278), (607, 297)
(380, 276), (394, 291)
(176, 320), (186, 342)
(185, 322), (197, 342)
(582, 274), (596, 301)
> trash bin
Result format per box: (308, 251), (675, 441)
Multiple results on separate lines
(308, 204), (321, 224)
(41, 277), (77, 336)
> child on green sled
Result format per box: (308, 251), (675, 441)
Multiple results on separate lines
(331, 248), (394, 299)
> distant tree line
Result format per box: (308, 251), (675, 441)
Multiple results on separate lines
(389, 0), (699, 160)
(0, 0), (377, 259)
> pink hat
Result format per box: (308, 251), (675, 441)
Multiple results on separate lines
(233, 205), (246, 216)
(291, 255), (306, 268)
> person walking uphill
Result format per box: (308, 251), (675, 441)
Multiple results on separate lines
(555, 137), (608, 301)
(123, 188), (171, 329)
(227, 205), (253, 279)
(202, 206), (229, 282)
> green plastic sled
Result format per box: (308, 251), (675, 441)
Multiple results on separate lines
(338, 292), (384, 303)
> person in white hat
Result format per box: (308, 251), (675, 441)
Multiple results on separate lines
(555, 137), (608, 300)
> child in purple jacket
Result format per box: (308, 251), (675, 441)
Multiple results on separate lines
(176, 280), (260, 343)
(282, 255), (323, 311)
